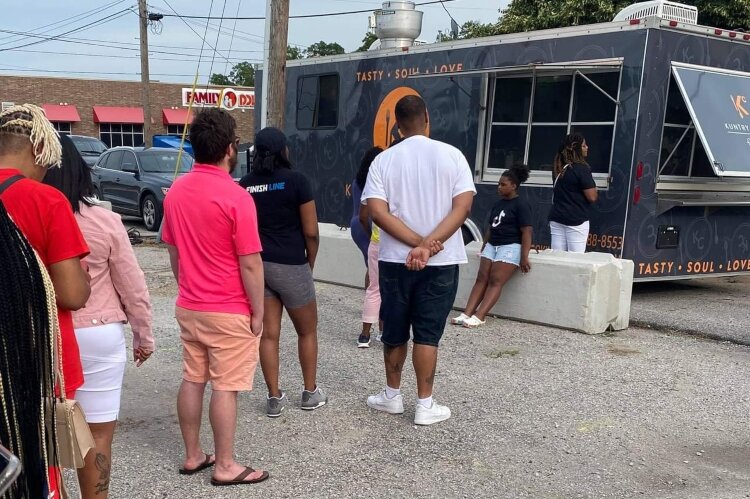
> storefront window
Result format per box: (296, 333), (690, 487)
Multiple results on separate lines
(167, 124), (188, 136)
(53, 122), (72, 135)
(296, 73), (339, 129)
(484, 67), (621, 180)
(100, 123), (144, 148)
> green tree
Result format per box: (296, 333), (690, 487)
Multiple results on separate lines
(496, 0), (749, 33)
(437, 20), (501, 42)
(228, 61), (255, 87)
(208, 61), (255, 87)
(287, 45), (304, 60)
(305, 41), (345, 57)
(356, 32), (378, 52)
(209, 73), (233, 86)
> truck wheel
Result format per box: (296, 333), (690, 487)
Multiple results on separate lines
(141, 194), (162, 232)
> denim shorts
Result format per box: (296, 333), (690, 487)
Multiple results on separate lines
(481, 243), (522, 266)
(379, 262), (459, 347)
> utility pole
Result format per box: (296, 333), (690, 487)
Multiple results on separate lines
(262, 0), (289, 129)
(138, 0), (152, 147)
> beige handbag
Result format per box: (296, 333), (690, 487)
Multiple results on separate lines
(52, 301), (95, 469)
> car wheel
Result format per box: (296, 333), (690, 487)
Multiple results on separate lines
(141, 194), (162, 232)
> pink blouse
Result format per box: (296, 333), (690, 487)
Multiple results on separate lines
(72, 204), (154, 351)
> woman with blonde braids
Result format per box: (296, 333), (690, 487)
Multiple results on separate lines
(0, 104), (90, 497)
(0, 202), (60, 499)
(548, 133), (598, 252)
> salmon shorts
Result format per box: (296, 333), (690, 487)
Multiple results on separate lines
(175, 306), (260, 391)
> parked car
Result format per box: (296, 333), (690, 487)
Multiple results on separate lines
(91, 147), (193, 231)
(70, 135), (108, 167)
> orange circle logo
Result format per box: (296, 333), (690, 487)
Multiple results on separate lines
(373, 87), (430, 149)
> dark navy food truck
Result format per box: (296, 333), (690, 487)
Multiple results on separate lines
(256, 0), (750, 281)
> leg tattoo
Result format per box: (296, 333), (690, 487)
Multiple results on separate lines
(94, 453), (111, 495)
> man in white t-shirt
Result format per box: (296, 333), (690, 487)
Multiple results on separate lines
(362, 95), (476, 425)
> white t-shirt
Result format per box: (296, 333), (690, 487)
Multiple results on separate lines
(362, 135), (476, 266)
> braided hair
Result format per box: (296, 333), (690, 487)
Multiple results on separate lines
(0, 203), (58, 499)
(0, 104), (62, 168)
(553, 133), (588, 178)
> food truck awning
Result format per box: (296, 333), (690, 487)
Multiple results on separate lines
(408, 58), (624, 79)
(671, 62), (750, 178)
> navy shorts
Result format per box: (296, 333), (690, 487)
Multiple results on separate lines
(379, 262), (459, 347)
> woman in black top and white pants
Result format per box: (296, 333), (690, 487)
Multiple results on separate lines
(548, 133), (598, 252)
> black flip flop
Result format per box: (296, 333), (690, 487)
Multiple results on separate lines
(211, 467), (270, 486)
(178, 454), (215, 475)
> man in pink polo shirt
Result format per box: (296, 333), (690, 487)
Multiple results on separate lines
(161, 108), (268, 486)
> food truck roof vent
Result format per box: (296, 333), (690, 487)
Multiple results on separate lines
(374, 1), (424, 49)
(613, 0), (698, 25)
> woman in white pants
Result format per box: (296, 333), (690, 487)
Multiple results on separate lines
(548, 133), (598, 252)
(44, 135), (154, 499)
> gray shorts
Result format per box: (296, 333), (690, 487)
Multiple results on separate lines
(263, 261), (316, 309)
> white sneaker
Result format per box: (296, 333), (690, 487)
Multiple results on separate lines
(366, 391), (404, 414)
(414, 401), (451, 425)
(450, 313), (469, 325)
(463, 315), (486, 328)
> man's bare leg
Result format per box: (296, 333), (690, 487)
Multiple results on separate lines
(412, 344), (438, 399)
(384, 343), (408, 389)
(209, 390), (266, 482)
(177, 380), (210, 469)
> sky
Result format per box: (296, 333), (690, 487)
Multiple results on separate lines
(0, 0), (508, 84)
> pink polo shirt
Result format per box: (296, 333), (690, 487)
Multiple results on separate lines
(162, 163), (262, 315)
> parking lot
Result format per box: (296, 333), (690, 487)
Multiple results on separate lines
(85, 229), (750, 499)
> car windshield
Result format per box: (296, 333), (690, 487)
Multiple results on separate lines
(138, 150), (194, 173)
(72, 136), (108, 155)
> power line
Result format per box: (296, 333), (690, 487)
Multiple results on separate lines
(153, 0), (456, 20)
(161, 0), (234, 67)
(0, 8), (135, 52)
(0, 0), (128, 45)
(207, 0), (229, 83)
(7, 47), (260, 63)
(224, 0), (242, 73)
(0, 66), (198, 78)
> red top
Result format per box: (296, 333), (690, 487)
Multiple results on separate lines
(162, 164), (262, 315)
(0, 168), (89, 393)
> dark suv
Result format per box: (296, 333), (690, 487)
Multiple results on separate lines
(91, 147), (193, 231)
(70, 135), (108, 167)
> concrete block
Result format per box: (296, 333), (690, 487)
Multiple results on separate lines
(314, 224), (367, 288)
(313, 223), (634, 334)
(456, 244), (634, 334)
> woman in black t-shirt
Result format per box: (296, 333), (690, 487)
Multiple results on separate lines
(548, 133), (598, 252)
(452, 165), (533, 329)
(239, 127), (327, 417)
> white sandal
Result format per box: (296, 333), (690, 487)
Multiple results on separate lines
(463, 315), (486, 328)
(450, 313), (469, 325)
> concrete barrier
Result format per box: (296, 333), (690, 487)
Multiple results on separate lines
(313, 224), (367, 288)
(313, 224), (634, 334)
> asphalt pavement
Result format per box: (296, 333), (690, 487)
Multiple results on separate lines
(67, 242), (750, 499)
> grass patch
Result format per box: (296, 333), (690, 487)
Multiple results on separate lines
(485, 349), (520, 359)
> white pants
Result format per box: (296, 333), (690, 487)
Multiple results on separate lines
(74, 323), (127, 423)
(550, 221), (589, 253)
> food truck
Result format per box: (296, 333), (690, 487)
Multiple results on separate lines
(256, 1), (750, 281)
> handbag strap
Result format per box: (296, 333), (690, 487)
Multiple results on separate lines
(551, 164), (571, 204)
(0, 174), (24, 196)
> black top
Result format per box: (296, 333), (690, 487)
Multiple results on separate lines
(549, 163), (596, 226)
(488, 196), (533, 246)
(239, 168), (314, 265)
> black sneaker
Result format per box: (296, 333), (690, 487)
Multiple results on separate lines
(357, 334), (371, 348)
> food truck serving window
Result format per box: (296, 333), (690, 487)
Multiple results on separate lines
(296, 73), (339, 130)
(670, 63), (750, 177)
(482, 64), (621, 185)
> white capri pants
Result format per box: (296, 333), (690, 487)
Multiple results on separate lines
(550, 221), (589, 253)
(74, 323), (127, 423)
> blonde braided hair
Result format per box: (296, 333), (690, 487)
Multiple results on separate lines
(0, 104), (62, 168)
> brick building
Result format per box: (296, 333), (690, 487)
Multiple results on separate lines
(0, 75), (255, 147)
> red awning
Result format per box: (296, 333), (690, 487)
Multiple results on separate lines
(42, 104), (81, 122)
(92, 106), (144, 124)
(162, 108), (193, 125)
